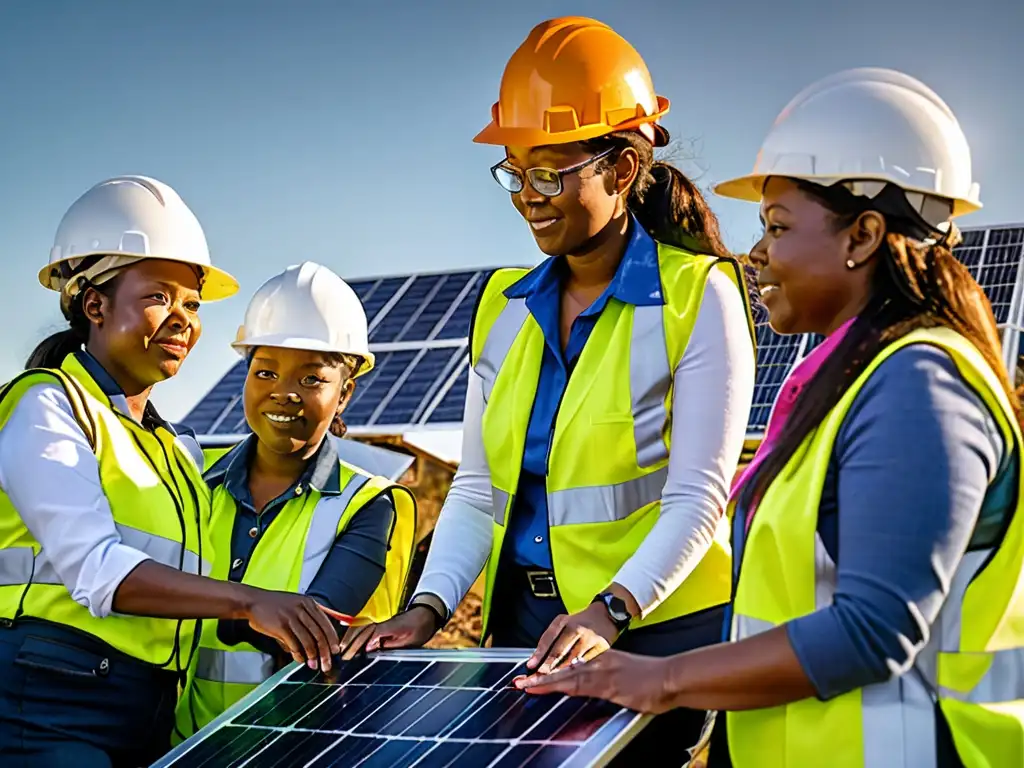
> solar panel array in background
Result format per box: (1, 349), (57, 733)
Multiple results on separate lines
(155, 649), (649, 768)
(182, 225), (1024, 439)
(181, 269), (492, 435)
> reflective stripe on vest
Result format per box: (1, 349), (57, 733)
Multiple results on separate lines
(0, 357), (209, 668)
(732, 534), (940, 765)
(193, 471), (370, 686)
(0, 523), (211, 586)
(196, 647), (273, 686)
(471, 252), (753, 636)
(477, 299), (671, 527)
(728, 327), (1024, 767)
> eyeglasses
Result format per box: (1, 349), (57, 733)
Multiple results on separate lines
(490, 147), (616, 198)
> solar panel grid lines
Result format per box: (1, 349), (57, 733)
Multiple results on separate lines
(367, 347), (431, 426)
(371, 276), (444, 343)
(365, 277), (415, 332)
(431, 272), (485, 342)
(748, 325), (802, 432)
(410, 349), (466, 425)
(425, 361), (470, 424)
(382, 347), (465, 426)
(154, 649), (651, 768)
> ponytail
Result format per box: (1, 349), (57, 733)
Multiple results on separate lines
(25, 281), (113, 370)
(25, 328), (86, 370)
(580, 132), (730, 258)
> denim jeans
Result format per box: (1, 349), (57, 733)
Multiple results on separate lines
(0, 618), (180, 767)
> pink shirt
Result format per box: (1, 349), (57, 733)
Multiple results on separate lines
(730, 317), (857, 530)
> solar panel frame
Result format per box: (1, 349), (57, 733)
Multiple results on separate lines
(154, 648), (652, 768)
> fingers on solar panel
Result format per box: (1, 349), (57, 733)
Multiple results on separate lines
(167, 658), (639, 768)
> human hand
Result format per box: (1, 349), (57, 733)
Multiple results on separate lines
(514, 648), (676, 714)
(336, 606), (438, 661)
(526, 602), (620, 674)
(243, 589), (340, 673)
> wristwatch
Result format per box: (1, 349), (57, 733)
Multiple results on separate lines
(591, 592), (632, 633)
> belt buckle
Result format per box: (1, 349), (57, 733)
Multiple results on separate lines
(526, 570), (558, 599)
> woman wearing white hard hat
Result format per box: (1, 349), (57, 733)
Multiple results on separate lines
(173, 261), (417, 741)
(516, 68), (1024, 767)
(0, 177), (342, 765)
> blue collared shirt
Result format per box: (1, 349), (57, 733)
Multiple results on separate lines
(204, 433), (343, 583)
(503, 217), (664, 568)
(203, 432), (394, 644)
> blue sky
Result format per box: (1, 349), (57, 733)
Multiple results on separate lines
(1, 0), (1020, 420)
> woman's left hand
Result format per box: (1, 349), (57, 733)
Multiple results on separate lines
(514, 648), (676, 715)
(526, 602), (620, 674)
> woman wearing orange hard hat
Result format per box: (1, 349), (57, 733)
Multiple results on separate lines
(339, 16), (757, 760)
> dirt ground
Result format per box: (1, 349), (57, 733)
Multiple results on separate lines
(426, 591), (483, 649)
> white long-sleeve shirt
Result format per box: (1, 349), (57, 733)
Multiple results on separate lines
(0, 383), (204, 619)
(415, 267), (756, 618)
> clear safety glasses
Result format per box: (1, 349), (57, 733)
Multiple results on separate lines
(490, 147), (616, 198)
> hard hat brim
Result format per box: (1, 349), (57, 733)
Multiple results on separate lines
(232, 334), (376, 377)
(38, 253), (240, 302)
(473, 96), (671, 148)
(713, 173), (983, 218)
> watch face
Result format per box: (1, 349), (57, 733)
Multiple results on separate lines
(605, 595), (630, 624)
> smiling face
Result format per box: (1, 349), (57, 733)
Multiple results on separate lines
(502, 143), (636, 257)
(243, 346), (355, 458)
(749, 177), (883, 336)
(83, 259), (203, 392)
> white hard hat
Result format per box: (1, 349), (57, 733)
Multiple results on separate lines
(714, 68), (981, 219)
(41, 175), (239, 301)
(232, 261), (375, 377)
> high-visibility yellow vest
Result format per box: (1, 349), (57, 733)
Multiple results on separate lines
(174, 445), (416, 739)
(0, 353), (210, 667)
(472, 244), (755, 636)
(728, 327), (1024, 768)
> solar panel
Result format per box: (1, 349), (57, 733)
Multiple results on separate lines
(748, 324), (801, 433)
(371, 276), (444, 343)
(351, 279), (378, 304)
(377, 348), (463, 426)
(967, 227), (1024, 324)
(154, 649), (650, 768)
(182, 226), (1024, 443)
(363, 277), (410, 328)
(398, 273), (475, 343)
(435, 279), (484, 341)
(345, 350), (420, 426)
(426, 362), (469, 424)
(180, 269), (490, 435)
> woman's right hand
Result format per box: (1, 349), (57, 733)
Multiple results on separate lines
(337, 606), (438, 660)
(243, 589), (340, 672)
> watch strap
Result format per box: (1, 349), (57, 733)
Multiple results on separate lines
(592, 592), (631, 632)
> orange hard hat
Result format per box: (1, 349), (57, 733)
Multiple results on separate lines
(474, 16), (670, 148)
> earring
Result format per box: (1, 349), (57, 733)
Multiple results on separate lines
(846, 259), (856, 269)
